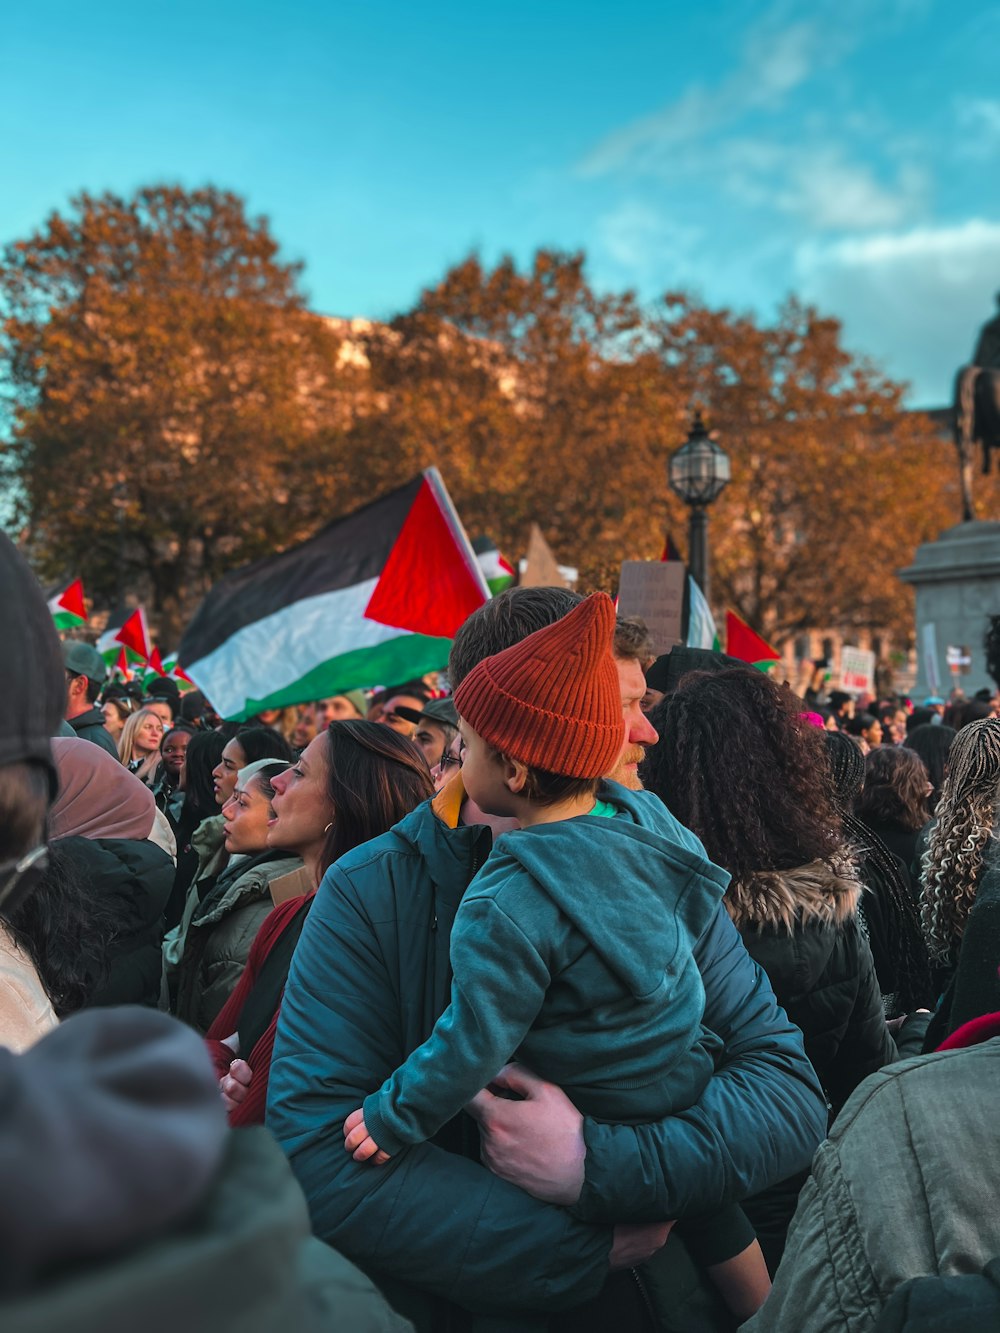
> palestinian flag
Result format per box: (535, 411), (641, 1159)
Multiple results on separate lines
(108, 646), (134, 683)
(178, 469), (490, 721)
(726, 610), (782, 672)
(472, 537), (516, 595)
(47, 579), (87, 631)
(97, 607), (151, 668)
(687, 577), (721, 652)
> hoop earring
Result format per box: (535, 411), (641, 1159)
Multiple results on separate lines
(324, 822), (333, 834)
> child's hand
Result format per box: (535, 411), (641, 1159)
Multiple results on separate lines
(343, 1107), (390, 1165)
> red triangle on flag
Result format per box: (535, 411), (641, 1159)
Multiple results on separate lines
(659, 535), (684, 563)
(725, 610), (781, 665)
(115, 646), (133, 682)
(57, 579), (88, 621)
(364, 477), (488, 638)
(115, 608), (150, 661)
(148, 646), (168, 676)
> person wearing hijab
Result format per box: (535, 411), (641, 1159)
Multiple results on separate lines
(49, 738), (175, 1008)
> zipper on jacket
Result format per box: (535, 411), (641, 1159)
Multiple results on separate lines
(629, 1266), (659, 1332)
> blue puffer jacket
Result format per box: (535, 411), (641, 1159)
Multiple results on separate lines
(267, 780), (826, 1330)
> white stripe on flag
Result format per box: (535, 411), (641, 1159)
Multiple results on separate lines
(184, 578), (410, 719)
(687, 576), (718, 650)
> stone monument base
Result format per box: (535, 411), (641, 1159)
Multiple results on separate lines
(899, 521), (1000, 700)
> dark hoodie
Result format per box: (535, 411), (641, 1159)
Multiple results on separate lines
(362, 782), (729, 1156)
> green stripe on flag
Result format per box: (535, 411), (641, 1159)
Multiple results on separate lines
(222, 634), (453, 722)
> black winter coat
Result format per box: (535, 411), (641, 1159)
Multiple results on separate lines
(54, 836), (174, 1008)
(67, 708), (119, 758)
(726, 856), (896, 1274)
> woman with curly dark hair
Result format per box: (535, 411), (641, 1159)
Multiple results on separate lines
(645, 668), (895, 1273)
(856, 746), (931, 883)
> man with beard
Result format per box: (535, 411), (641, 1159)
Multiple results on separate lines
(268, 587), (826, 1332)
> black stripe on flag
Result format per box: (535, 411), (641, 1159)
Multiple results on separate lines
(179, 475), (423, 666)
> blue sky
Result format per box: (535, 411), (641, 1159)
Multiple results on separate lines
(2, 0), (999, 405)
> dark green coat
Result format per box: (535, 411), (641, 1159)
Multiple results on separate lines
(268, 786), (826, 1330)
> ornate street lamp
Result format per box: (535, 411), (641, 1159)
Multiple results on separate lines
(668, 411), (730, 602)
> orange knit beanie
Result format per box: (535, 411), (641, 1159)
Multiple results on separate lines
(453, 592), (625, 778)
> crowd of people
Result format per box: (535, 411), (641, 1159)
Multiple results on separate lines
(6, 535), (1000, 1331)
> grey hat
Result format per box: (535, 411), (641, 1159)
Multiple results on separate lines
(394, 697), (459, 729)
(62, 640), (108, 686)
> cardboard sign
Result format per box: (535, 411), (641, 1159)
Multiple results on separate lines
(617, 561), (685, 655)
(839, 646), (876, 696)
(520, 524), (571, 588)
(947, 645), (972, 676)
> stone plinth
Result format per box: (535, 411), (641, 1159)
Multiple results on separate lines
(899, 521), (1000, 699)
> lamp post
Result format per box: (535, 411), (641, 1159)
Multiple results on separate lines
(668, 411), (730, 602)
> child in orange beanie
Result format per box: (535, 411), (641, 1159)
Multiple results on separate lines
(344, 593), (770, 1319)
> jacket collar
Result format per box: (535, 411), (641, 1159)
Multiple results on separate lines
(725, 855), (861, 932)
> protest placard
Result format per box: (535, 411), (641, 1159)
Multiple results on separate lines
(617, 561), (685, 655)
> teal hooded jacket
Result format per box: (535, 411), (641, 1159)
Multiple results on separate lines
(267, 779), (827, 1329)
(362, 784), (730, 1155)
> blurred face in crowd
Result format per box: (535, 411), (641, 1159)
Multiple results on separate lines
(268, 733), (331, 865)
(861, 718), (883, 748)
(432, 731), (463, 792)
(377, 695), (425, 736)
(223, 772), (275, 855)
(102, 699), (130, 742)
(413, 720), (452, 769)
(135, 712), (165, 756)
(256, 709), (282, 726)
(145, 700), (174, 730)
(160, 729), (191, 779)
(291, 704), (318, 750)
(212, 738), (247, 806)
(608, 657), (658, 790)
(315, 695), (363, 726)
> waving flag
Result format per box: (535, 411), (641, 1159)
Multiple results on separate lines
(47, 579), (87, 630)
(179, 469), (490, 720)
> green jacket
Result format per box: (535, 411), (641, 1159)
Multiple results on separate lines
(172, 850), (305, 1033)
(363, 787), (728, 1155)
(268, 781), (826, 1330)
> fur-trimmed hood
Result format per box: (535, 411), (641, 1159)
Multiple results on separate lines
(725, 854), (861, 933)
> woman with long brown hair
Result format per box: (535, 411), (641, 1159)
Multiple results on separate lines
(206, 719), (433, 1124)
(856, 745), (932, 883)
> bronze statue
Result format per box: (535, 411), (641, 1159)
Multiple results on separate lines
(954, 295), (1000, 521)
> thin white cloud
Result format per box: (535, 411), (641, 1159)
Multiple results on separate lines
(579, 20), (823, 178)
(955, 97), (1000, 158)
(596, 200), (701, 277)
(796, 220), (1000, 402)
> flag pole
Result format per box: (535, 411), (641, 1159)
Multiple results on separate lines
(423, 467), (492, 601)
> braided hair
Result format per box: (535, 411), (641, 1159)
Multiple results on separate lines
(920, 719), (1000, 964)
(825, 732), (934, 1013)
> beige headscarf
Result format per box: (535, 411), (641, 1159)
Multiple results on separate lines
(49, 737), (156, 842)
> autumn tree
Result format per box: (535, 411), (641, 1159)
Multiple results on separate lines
(647, 293), (963, 642)
(0, 186), (348, 640)
(346, 251), (966, 646)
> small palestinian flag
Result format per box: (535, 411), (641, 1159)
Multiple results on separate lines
(178, 469), (490, 721)
(472, 537), (516, 595)
(98, 607), (151, 668)
(109, 646), (134, 683)
(47, 579), (87, 631)
(725, 610), (782, 672)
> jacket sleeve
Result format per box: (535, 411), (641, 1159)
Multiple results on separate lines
(363, 896), (551, 1155)
(575, 904), (828, 1223)
(822, 920), (896, 1115)
(195, 897), (275, 1033)
(267, 863), (613, 1317)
